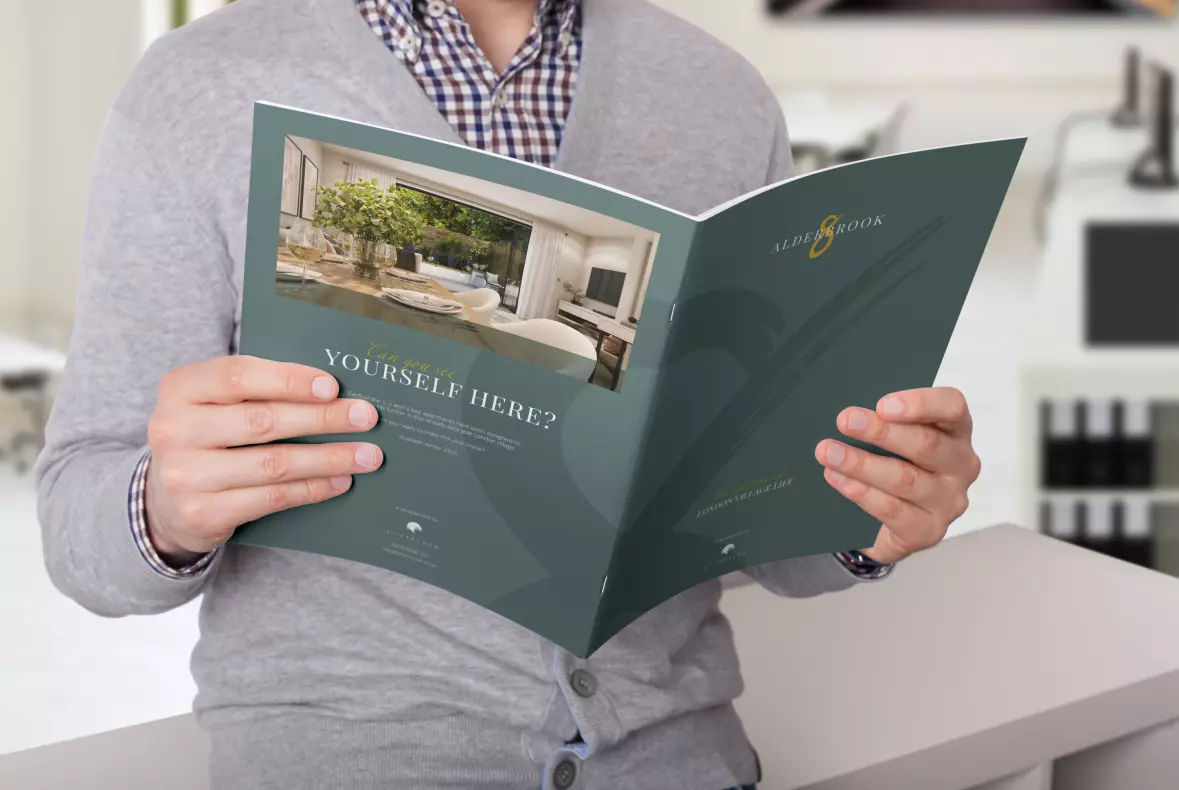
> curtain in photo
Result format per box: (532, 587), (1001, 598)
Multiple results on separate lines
(345, 162), (397, 190)
(631, 239), (656, 321)
(516, 223), (566, 319)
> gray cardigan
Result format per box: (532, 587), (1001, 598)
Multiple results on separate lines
(34, 0), (868, 787)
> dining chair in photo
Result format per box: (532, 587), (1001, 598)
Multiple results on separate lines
(496, 319), (598, 379)
(452, 288), (502, 321)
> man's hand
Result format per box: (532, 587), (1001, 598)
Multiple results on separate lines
(144, 356), (383, 565)
(814, 387), (980, 565)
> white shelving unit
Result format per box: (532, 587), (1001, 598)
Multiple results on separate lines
(1019, 117), (1179, 563)
(1019, 364), (1179, 529)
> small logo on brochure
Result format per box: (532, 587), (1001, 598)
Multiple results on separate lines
(406, 522), (423, 534)
(703, 533), (749, 572)
(809, 214), (841, 259)
(771, 212), (885, 260)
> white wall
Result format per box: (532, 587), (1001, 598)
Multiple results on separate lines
(26, 0), (143, 346)
(293, 138), (325, 180)
(550, 232), (589, 318)
(581, 237), (632, 274)
(654, 0), (1179, 173)
(320, 146), (408, 193)
(320, 148), (351, 193)
(0, 3), (32, 334)
(283, 136), (327, 226)
(616, 237), (654, 322)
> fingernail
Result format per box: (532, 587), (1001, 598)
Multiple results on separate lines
(881, 397), (904, 417)
(826, 443), (846, 467)
(330, 475), (352, 491)
(312, 376), (336, 400)
(848, 410), (869, 431)
(349, 401), (373, 428)
(355, 445), (382, 469)
(827, 469), (846, 484)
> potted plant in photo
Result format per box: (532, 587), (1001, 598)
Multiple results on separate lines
(467, 240), (492, 284)
(312, 179), (424, 280)
(560, 279), (586, 306)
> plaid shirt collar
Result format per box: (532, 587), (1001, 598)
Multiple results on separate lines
(356, 0), (582, 166)
(365, 0), (579, 71)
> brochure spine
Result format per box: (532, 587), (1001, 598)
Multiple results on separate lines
(585, 222), (704, 653)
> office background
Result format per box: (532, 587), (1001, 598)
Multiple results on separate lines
(1, 0), (1178, 783)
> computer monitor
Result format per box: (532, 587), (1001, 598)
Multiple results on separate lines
(1086, 222), (1179, 345)
(1111, 47), (1142, 128)
(1129, 62), (1177, 189)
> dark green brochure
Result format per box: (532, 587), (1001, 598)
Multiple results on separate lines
(235, 102), (1024, 657)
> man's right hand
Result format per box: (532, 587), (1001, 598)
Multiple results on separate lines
(144, 355), (383, 566)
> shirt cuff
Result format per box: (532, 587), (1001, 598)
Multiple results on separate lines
(832, 550), (895, 581)
(129, 451), (218, 579)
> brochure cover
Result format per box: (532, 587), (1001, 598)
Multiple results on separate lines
(234, 101), (1024, 657)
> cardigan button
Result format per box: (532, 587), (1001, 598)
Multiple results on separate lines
(570, 669), (597, 698)
(552, 759), (578, 789)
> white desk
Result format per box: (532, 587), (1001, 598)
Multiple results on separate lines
(724, 524), (1179, 790)
(1058, 121), (1162, 171)
(0, 335), (66, 378)
(0, 714), (210, 790)
(1035, 112), (1179, 242)
(778, 92), (905, 166)
(5, 526), (1179, 790)
(556, 300), (635, 344)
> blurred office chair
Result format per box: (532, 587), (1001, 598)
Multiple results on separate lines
(834, 103), (909, 164)
(1034, 109), (1128, 245)
(0, 335), (67, 474)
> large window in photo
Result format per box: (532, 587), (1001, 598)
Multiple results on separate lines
(396, 185), (533, 316)
(275, 140), (659, 394)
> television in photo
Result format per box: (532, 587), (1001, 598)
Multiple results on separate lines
(769, 0), (1175, 15)
(586, 267), (626, 308)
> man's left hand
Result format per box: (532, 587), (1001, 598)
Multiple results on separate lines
(814, 387), (981, 565)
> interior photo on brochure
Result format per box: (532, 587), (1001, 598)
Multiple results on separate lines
(233, 101), (1024, 656)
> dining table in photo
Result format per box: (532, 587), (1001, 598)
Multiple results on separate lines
(275, 254), (598, 384)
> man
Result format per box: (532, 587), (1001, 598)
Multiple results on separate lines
(35, 1), (980, 788)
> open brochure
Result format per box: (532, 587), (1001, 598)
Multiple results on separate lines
(234, 101), (1024, 657)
